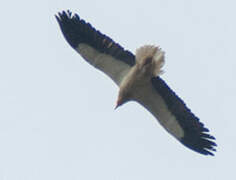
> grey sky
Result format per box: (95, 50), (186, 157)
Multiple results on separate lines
(0, 0), (235, 179)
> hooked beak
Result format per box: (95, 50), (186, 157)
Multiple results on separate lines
(114, 98), (122, 110)
(114, 102), (120, 110)
(114, 104), (119, 110)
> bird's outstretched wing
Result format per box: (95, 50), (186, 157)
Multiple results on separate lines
(56, 10), (216, 156)
(135, 77), (216, 156)
(55, 10), (135, 85)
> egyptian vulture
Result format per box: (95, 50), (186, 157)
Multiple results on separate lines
(55, 10), (216, 156)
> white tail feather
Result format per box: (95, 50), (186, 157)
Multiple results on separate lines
(135, 45), (165, 77)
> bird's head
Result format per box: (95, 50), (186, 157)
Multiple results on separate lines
(115, 96), (123, 109)
(115, 90), (131, 109)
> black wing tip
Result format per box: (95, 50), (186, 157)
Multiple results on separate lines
(55, 10), (81, 48)
(55, 10), (73, 24)
(181, 132), (217, 156)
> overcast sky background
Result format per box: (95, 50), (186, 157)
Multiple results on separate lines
(0, 0), (235, 179)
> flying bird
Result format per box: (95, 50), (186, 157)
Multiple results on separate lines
(55, 10), (216, 156)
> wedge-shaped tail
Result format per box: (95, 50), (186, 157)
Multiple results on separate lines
(136, 45), (165, 76)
